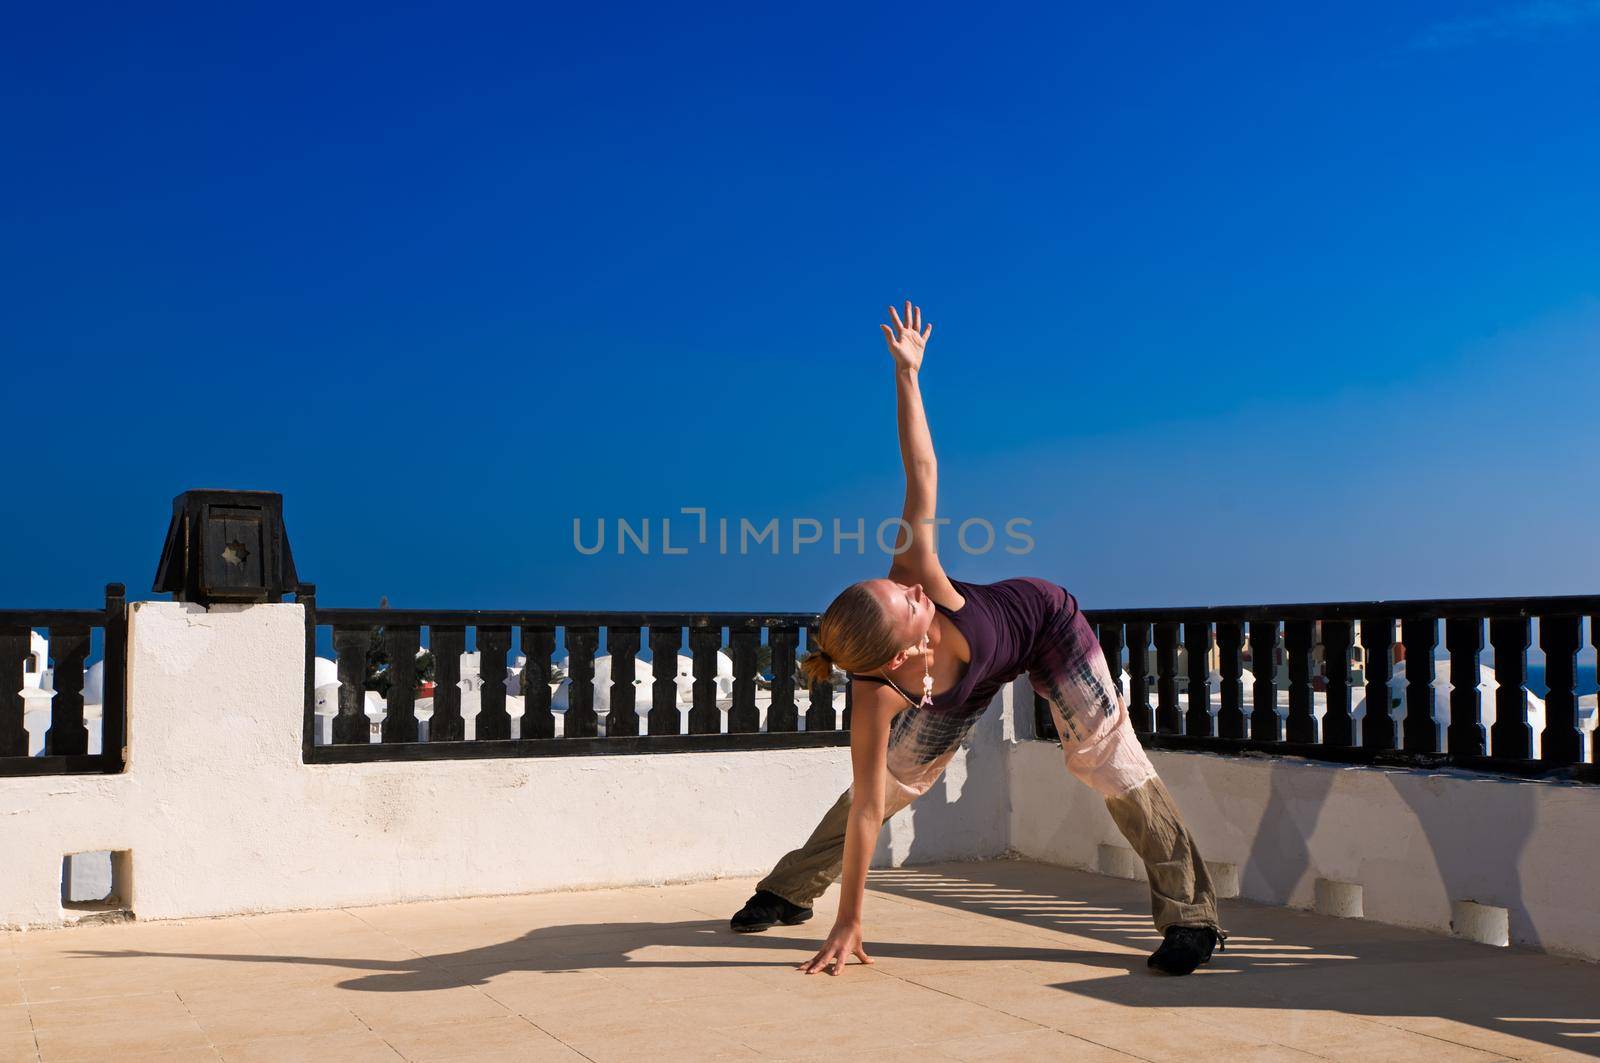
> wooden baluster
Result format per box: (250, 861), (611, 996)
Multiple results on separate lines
(1249, 619), (1281, 741)
(332, 626), (372, 744)
(1321, 620), (1353, 746)
(725, 624), (759, 734)
(1487, 616), (1530, 759)
(296, 585), (315, 754)
(1154, 621), (1181, 734)
(1097, 622), (1124, 702)
(605, 625), (641, 737)
(101, 584), (127, 767)
(517, 625), (554, 740)
(0, 625), (29, 758)
(1126, 622), (1153, 732)
(42, 626), (91, 756)
(476, 626), (512, 741)
(1215, 620), (1245, 739)
(381, 624), (420, 743)
(688, 625), (722, 734)
(1445, 617), (1485, 757)
(648, 626), (683, 735)
(1034, 690), (1057, 740)
(562, 625), (598, 739)
(1360, 617), (1395, 750)
(805, 622), (837, 731)
(1184, 619), (1213, 738)
(1401, 617), (1439, 753)
(1538, 614), (1582, 766)
(842, 670), (852, 731)
(1284, 619), (1316, 744)
(430, 626), (467, 742)
(767, 624), (798, 733)
(1592, 613), (1599, 767)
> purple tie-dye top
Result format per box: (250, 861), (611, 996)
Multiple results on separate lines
(850, 576), (1093, 717)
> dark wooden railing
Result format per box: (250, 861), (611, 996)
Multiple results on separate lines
(299, 586), (850, 762)
(1035, 594), (1599, 782)
(0, 584), (127, 777)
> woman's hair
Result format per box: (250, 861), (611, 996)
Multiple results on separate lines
(798, 580), (902, 686)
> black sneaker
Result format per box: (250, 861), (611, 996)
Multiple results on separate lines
(1147, 925), (1225, 975)
(730, 890), (813, 933)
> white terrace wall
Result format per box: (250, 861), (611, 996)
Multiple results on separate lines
(0, 602), (1013, 928)
(1009, 730), (1600, 961)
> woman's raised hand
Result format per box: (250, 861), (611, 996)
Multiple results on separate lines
(882, 300), (932, 372)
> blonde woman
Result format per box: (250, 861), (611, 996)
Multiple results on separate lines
(730, 302), (1225, 977)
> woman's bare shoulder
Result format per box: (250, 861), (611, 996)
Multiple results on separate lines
(887, 557), (964, 610)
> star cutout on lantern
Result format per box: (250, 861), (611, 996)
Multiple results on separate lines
(221, 540), (250, 567)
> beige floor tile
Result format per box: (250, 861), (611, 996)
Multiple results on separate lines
(514, 997), (698, 1046)
(340, 978), (512, 1032)
(729, 1012), (919, 1057)
(929, 1027), (1142, 1061)
(593, 958), (770, 1002)
(1366, 1012), (1599, 1058)
(216, 1028), (404, 1062)
(20, 974), (183, 1005)
(560, 1013), (764, 1062)
(469, 966), (618, 1011)
(380, 1015), (580, 1062)
(1049, 1008), (1277, 1061)
(1512, 1039), (1600, 1063)
(0, 1030), (37, 1063)
(179, 985), (369, 1042)
(0, 1005), (33, 1036)
(27, 990), (190, 1031)
(1283, 1018), (1514, 1061)
(32, 1013), (211, 1062)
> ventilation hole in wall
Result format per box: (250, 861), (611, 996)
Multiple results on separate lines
(1314, 879), (1364, 918)
(1451, 899), (1509, 947)
(61, 849), (131, 917)
(1206, 861), (1241, 899)
(1097, 844), (1144, 881)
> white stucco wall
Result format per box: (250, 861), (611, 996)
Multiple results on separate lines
(1008, 738), (1600, 961)
(0, 602), (1009, 928)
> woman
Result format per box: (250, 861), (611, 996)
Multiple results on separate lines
(729, 302), (1225, 977)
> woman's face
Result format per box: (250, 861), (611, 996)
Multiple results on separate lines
(868, 578), (935, 652)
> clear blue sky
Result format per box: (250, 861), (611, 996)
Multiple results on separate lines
(5, 1), (1598, 613)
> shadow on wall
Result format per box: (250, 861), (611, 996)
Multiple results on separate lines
(900, 704), (1010, 867)
(1239, 759), (1341, 906)
(1382, 770), (1541, 950)
(1231, 758), (1543, 951)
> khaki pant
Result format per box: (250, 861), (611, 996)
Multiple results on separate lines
(757, 623), (1221, 933)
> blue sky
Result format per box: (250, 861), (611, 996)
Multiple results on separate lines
(4, 1), (1598, 613)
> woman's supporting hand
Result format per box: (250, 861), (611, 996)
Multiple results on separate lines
(882, 300), (932, 372)
(798, 919), (874, 976)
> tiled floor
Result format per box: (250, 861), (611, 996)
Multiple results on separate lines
(3, 860), (1597, 1061)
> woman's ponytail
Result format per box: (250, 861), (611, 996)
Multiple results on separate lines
(799, 647), (837, 686)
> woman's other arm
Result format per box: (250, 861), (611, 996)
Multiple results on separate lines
(797, 689), (899, 975)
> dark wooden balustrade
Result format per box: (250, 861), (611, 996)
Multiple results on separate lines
(299, 591), (848, 762)
(0, 585), (127, 778)
(1035, 593), (1598, 782)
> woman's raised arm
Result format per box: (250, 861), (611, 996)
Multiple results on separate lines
(882, 301), (959, 604)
